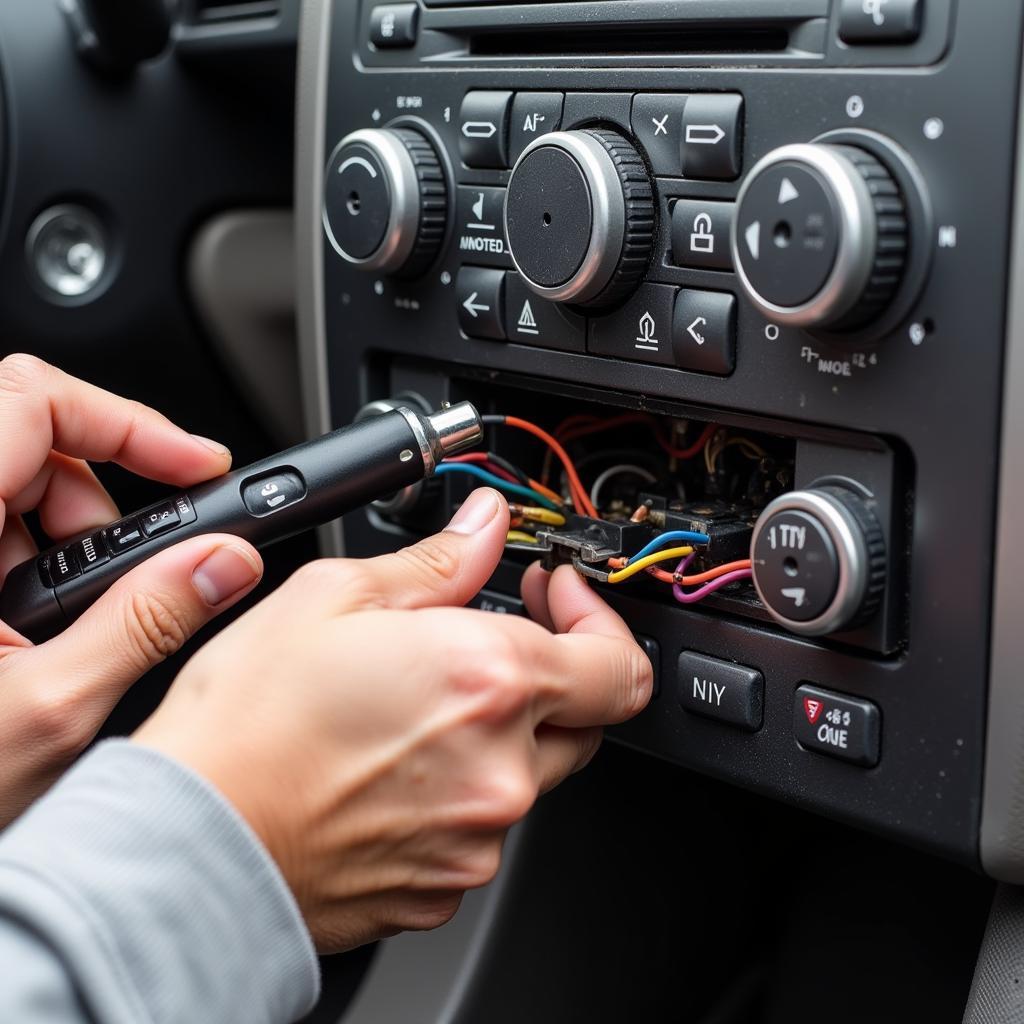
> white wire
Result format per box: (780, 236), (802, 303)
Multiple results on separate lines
(589, 464), (657, 511)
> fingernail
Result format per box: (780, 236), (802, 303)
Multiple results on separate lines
(446, 488), (500, 535)
(190, 434), (231, 459)
(192, 545), (261, 606)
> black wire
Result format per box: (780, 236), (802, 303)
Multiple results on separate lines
(485, 451), (533, 487)
(481, 414), (505, 425)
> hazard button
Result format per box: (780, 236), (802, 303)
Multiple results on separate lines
(794, 684), (880, 767)
(503, 272), (585, 353)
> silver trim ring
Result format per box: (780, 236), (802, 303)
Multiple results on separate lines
(504, 131), (626, 305)
(322, 128), (420, 272)
(395, 406), (435, 476)
(730, 143), (878, 329)
(749, 488), (868, 637)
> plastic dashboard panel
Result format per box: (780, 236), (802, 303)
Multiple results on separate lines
(297, 0), (1024, 882)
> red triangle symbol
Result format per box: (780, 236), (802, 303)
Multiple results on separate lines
(803, 698), (823, 724)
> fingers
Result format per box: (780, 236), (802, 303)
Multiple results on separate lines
(520, 561), (555, 631)
(534, 724), (602, 794)
(26, 535), (263, 718)
(338, 488), (511, 612)
(545, 563), (636, 640)
(0, 516), (37, 592)
(0, 353), (232, 501)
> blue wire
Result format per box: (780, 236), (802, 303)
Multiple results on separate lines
(435, 463), (559, 510)
(626, 530), (711, 565)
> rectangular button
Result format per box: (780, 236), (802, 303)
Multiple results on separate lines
(459, 91), (513, 169)
(369, 3), (419, 47)
(672, 289), (736, 376)
(173, 494), (198, 527)
(457, 266), (506, 340)
(77, 532), (110, 573)
(468, 589), (525, 616)
(242, 471), (307, 517)
(681, 94), (743, 180)
(49, 545), (82, 585)
(588, 283), (677, 367)
(635, 635), (661, 699)
(504, 272), (585, 352)
(104, 519), (144, 555)
(455, 186), (512, 268)
(795, 685), (880, 767)
(140, 501), (181, 537)
(671, 199), (735, 271)
(509, 92), (564, 164)
(838, 0), (921, 43)
(678, 651), (763, 731)
(631, 94), (689, 176)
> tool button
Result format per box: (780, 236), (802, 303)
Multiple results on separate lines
(794, 685), (880, 767)
(369, 3), (419, 48)
(77, 532), (110, 573)
(503, 272), (585, 352)
(140, 501), (181, 538)
(104, 519), (144, 556)
(672, 289), (736, 376)
(456, 266), (506, 340)
(242, 471), (307, 517)
(671, 199), (735, 271)
(509, 92), (564, 164)
(681, 94), (743, 180)
(459, 91), (514, 169)
(678, 651), (763, 731)
(455, 186), (512, 268)
(838, 0), (921, 43)
(48, 545), (82, 585)
(631, 93), (689, 176)
(588, 283), (678, 368)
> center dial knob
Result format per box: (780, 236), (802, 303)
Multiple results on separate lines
(732, 143), (908, 330)
(505, 130), (655, 309)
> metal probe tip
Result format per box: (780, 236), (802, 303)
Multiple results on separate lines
(425, 401), (483, 459)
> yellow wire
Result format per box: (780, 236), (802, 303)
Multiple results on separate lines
(506, 530), (539, 544)
(606, 546), (694, 583)
(519, 507), (566, 526)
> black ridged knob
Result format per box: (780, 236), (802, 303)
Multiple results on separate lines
(323, 127), (447, 278)
(504, 129), (655, 310)
(732, 143), (908, 330)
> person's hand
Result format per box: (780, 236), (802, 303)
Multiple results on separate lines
(0, 354), (264, 827)
(134, 487), (652, 952)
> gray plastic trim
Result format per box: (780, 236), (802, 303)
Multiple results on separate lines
(981, 49), (1024, 882)
(295, 0), (343, 556)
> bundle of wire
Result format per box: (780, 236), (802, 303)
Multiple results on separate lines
(437, 413), (753, 604)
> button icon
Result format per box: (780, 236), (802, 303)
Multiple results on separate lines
(516, 299), (539, 335)
(462, 291), (490, 318)
(778, 177), (800, 205)
(458, 91), (513, 169)
(803, 697), (824, 723)
(685, 123), (725, 145)
(651, 113), (669, 137)
(690, 213), (715, 254)
(468, 192), (494, 231)
(862, 0), (887, 27)
(462, 121), (496, 139)
(686, 316), (707, 345)
(745, 221), (761, 261)
(635, 311), (659, 352)
(681, 94), (743, 180)
(522, 113), (545, 133)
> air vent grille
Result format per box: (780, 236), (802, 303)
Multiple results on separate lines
(192, 0), (280, 23)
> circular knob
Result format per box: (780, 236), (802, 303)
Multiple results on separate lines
(750, 486), (886, 636)
(323, 128), (447, 277)
(732, 143), (907, 330)
(504, 129), (655, 309)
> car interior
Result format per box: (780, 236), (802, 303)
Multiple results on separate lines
(2, 0), (1023, 1020)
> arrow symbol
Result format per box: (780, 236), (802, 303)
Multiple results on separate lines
(781, 586), (806, 608)
(778, 177), (800, 204)
(745, 221), (761, 261)
(462, 121), (497, 139)
(685, 123), (725, 145)
(686, 316), (707, 345)
(462, 292), (490, 318)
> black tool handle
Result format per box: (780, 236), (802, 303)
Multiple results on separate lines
(0, 404), (479, 642)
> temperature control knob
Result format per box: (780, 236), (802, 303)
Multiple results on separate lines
(732, 143), (908, 330)
(750, 486), (886, 636)
(323, 128), (447, 277)
(504, 130), (655, 309)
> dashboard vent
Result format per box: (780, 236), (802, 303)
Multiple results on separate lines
(191, 0), (280, 22)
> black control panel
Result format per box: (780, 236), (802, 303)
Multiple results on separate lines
(315, 0), (1024, 873)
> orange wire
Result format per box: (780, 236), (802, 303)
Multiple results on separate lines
(502, 416), (598, 517)
(527, 478), (565, 507)
(606, 557), (753, 585)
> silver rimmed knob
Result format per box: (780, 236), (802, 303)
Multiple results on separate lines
(323, 127), (447, 277)
(732, 143), (907, 330)
(750, 486), (886, 637)
(504, 129), (654, 309)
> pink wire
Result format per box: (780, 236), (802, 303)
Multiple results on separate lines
(671, 555), (753, 605)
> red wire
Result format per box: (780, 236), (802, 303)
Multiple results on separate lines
(554, 413), (716, 462)
(655, 422), (717, 460)
(445, 452), (520, 485)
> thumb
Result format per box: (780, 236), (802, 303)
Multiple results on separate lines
(341, 487), (510, 612)
(30, 534), (263, 712)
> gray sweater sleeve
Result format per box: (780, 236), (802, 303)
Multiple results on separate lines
(0, 739), (320, 1024)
